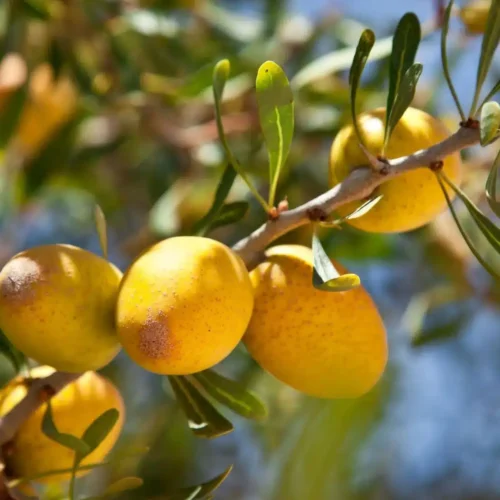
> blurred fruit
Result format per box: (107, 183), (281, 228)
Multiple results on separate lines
(459, 0), (491, 35)
(329, 107), (461, 233)
(0, 53), (26, 112)
(0, 244), (122, 372)
(0, 366), (124, 483)
(244, 245), (388, 399)
(116, 236), (254, 374)
(12, 64), (78, 159)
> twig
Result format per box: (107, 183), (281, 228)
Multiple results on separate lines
(233, 126), (480, 267)
(0, 372), (80, 446)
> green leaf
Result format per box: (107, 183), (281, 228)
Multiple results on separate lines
(312, 229), (361, 292)
(94, 204), (108, 260)
(437, 172), (500, 280)
(480, 101), (500, 145)
(192, 369), (267, 420)
(255, 61), (294, 207)
(205, 201), (249, 232)
(486, 149), (500, 217)
(79, 409), (120, 459)
(441, 0), (466, 121)
(169, 376), (234, 439)
(384, 63), (423, 148)
(384, 12), (421, 150)
(343, 194), (384, 221)
(82, 477), (143, 499)
(166, 465), (233, 500)
(212, 60), (269, 211)
(21, 0), (50, 19)
(411, 315), (467, 347)
(470, 0), (500, 115)
(192, 165), (238, 236)
(149, 185), (183, 237)
(349, 30), (375, 152)
(42, 401), (91, 455)
(0, 85), (28, 149)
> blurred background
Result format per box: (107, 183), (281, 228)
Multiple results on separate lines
(0, 0), (499, 499)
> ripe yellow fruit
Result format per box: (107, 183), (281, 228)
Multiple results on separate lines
(0, 244), (122, 372)
(0, 366), (124, 483)
(329, 107), (461, 233)
(244, 245), (388, 399)
(116, 236), (254, 374)
(459, 0), (491, 35)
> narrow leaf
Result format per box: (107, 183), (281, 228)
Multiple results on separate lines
(80, 409), (120, 458)
(169, 376), (234, 439)
(193, 370), (267, 420)
(42, 401), (91, 455)
(344, 194), (384, 221)
(437, 173), (500, 280)
(94, 204), (108, 259)
(480, 101), (500, 145)
(212, 60), (269, 211)
(166, 465), (233, 500)
(441, 0), (466, 121)
(205, 201), (249, 232)
(312, 229), (361, 292)
(256, 61), (295, 207)
(192, 165), (238, 236)
(385, 63), (423, 146)
(99, 477), (143, 497)
(470, 0), (500, 115)
(486, 149), (500, 217)
(349, 30), (375, 153)
(411, 316), (467, 347)
(384, 12), (421, 149)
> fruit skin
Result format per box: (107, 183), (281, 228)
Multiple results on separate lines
(329, 107), (461, 233)
(116, 236), (254, 375)
(0, 244), (122, 372)
(459, 0), (491, 35)
(0, 366), (124, 483)
(244, 245), (388, 399)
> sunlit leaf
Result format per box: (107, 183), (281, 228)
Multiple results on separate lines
(486, 149), (500, 217)
(165, 465), (233, 500)
(437, 172), (500, 280)
(384, 63), (423, 148)
(343, 194), (384, 221)
(94, 204), (108, 259)
(80, 477), (144, 499)
(193, 369), (267, 420)
(384, 12), (421, 150)
(470, 0), (500, 115)
(312, 229), (361, 292)
(169, 376), (233, 439)
(42, 401), (90, 455)
(480, 101), (500, 145)
(349, 30), (375, 154)
(256, 61), (294, 207)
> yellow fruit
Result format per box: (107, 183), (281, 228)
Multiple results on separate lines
(244, 245), (388, 399)
(116, 236), (254, 374)
(329, 107), (461, 233)
(0, 366), (124, 483)
(0, 244), (122, 372)
(459, 0), (491, 35)
(12, 64), (77, 158)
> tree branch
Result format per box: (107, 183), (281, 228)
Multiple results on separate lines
(0, 371), (80, 446)
(233, 126), (480, 267)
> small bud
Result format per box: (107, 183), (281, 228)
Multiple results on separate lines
(268, 207), (279, 221)
(277, 198), (289, 213)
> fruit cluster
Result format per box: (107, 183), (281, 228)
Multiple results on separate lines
(0, 106), (461, 485)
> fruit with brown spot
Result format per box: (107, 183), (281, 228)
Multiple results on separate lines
(0, 244), (122, 372)
(244, 245), (388, 399)
(116, 236), (254, 374)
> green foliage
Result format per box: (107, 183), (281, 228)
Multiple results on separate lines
(384, 13), (421, 151)
(486, 150), (500, 217)
(480, 101), (500, 145)
(255, 61), (294, 207)
(312, 228), (361, 292)
(94, 204), (108, 259)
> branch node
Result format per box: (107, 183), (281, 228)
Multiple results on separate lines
(38, 384), (56, 403)
(268, 207), (280, 221)
(460, 118), (479, 129)
(429, 160), (444, 172)
(307, 207), (328, 222)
